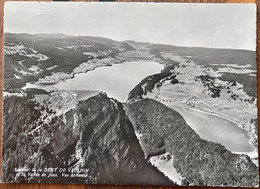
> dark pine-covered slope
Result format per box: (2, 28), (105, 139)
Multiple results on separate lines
(124, 99), (259, 187)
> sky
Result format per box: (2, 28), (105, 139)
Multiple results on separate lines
(4, 2), (256, 51)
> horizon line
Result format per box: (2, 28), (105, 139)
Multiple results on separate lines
(4, 32), (256, 52)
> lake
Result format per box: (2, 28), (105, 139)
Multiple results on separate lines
(169, 103), (255, 153)
(28, 61), (164, 102)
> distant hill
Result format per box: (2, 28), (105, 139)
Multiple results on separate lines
(3, 33), (133, 91)
(4, 33), (256, 93)
(148, 43), (256, 66)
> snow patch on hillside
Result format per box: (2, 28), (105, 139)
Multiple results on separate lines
(67, 44), (94, 50)
(15, 68), (32, 76)
(212, 63), (252, 69)
(55, 47), (66, 51)
(29, 65), (42, 74)
(4, 44), (49, 61)
(217, 67), (256, 74)
(14, 74), (21, 79)
(3, 92), (25, 97)
(46, 65), (58, 70)
(149, 152), (183, 185)
(83, 52), (99, 57)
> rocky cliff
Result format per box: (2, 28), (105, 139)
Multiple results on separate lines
(1, 92), (174, 185)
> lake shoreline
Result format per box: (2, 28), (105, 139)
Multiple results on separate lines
(24, 60), (164, 102)
(24, 60), (163, 89)
(165, 101), (257, 154)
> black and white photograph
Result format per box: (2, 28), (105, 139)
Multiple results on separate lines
(1, 2), (258, 186)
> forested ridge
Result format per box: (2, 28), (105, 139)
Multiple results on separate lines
(2, 95), (68, 183)
(127, 65), (177, 101)
(125, 99), (259, 187)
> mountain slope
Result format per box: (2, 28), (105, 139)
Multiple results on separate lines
(3, 33), (136, 91)
(148, 43), (256, 66)
(124, 99), (259, 186)
(1, 92), (175, 185)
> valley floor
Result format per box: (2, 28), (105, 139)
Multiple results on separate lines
(143, 55), (258, 154)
